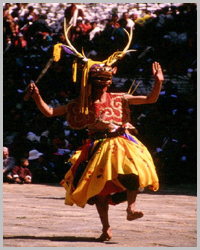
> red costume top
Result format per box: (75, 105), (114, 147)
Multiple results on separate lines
(66, 92), (131, 129)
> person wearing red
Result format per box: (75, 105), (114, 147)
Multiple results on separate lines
(82, 19), (92, 35)
(64, 3), (84, 27)
(12, 158), (32, 184)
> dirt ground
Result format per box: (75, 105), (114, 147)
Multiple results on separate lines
(3, 182), (197, 247)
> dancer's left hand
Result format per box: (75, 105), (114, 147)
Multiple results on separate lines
(152, 62), (164, 82)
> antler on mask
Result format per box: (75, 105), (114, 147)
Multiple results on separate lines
(53, 18), (135, 114)
(105, 27), (135, 66)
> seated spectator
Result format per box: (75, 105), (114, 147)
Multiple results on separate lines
(82, 19), (92, 35)
(3, 4), (17, 38)
(134, 10), (153, 27)
(3, 146), (15, 183)
(3, 35), (13, 54)
(119, 12), (135, 30)
(70, 17), (85, 50)
(11, 3), (26, 28)
(12, 158), (32, 184)
(111, 13), (120, 28)
(23, 14), (52, 44)
(88, 21), (102, 41)
(52, 132), (68, 152)
(130, 12), (139, 23)
(13, 32), (28, 55)
(28, 149), (43, 182)
(64, 3), (84, 27)
(28, 149), (56, 183)
(3, 3), (13, 35)
(24, 6), (38, 25)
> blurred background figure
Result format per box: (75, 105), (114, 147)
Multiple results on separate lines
(12, 157), (32, 184)
(64, 3), (84, 27)
(28, 149), (56, 183)
(3, 147), (15, 183)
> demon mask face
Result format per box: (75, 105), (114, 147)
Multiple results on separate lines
(89, 64), (117, 87)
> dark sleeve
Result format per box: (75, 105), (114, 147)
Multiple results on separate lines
(4, 157), (15, 172)
(12, 166), (18, 175)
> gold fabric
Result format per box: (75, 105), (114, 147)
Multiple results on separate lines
(61, 135), (159, 208)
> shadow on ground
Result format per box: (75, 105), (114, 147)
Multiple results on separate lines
(3, 235), (117, 244)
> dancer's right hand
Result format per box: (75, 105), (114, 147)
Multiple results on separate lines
(24, 82), (40, 101)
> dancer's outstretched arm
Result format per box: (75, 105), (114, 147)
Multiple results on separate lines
(26, 83), (67, 117)
(124, 61), (164, 105)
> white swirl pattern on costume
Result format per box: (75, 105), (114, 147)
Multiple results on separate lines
(98, 94), (129, 125)
(66, 99), (96, 129)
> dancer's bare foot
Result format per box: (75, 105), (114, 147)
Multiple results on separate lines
(98, 227), (113, 242)
(126, 209), (144, 221)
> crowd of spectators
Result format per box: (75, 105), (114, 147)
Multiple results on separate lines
(3, 3), (197, 186)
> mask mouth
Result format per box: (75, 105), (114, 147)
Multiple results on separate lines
(89, 70), (113, 86)
(91, 76), (112, 85)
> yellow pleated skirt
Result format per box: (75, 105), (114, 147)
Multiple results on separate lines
(60, 134), (159, 208)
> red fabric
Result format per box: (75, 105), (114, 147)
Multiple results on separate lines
(12, 166), (32, 179)
(66, 98), (96, 129)
(93, 93), (130, 124)
(98, 180), (124, 196)
(66, 93), (130, 129)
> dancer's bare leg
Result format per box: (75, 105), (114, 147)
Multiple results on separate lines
(126, 190), (144, 221)
(95, 196), (113, 241)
